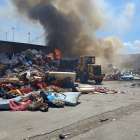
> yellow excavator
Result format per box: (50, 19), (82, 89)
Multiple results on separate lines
(75, 56), (105, 83)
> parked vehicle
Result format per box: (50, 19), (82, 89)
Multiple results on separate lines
(133, 75), (140, 80)
(120, 73), (133, 80)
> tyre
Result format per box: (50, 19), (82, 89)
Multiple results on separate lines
(95, 79), (103, 83)
(80, 72), (88, 84)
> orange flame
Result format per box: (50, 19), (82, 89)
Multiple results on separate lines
(49, 53), (54, 59)
(55, 49), (61, 60)
(49, 49), (61, 60)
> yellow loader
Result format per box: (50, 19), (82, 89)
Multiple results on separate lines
(75, 56), (105, 83)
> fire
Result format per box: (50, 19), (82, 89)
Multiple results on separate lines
(49, 49), (61, 60)
(49, 53), (54, 59)
(55, 49), (61, 59)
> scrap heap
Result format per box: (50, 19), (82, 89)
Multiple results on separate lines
(0, 49), (81, 111)
(104, 70), (123, 81)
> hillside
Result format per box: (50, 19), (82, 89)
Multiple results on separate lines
(114, 54), (140, 69)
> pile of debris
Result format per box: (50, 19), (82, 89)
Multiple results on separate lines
(95, 87), (127, 94)
(104, 70), (123, 81)
(0, 49), (81, 111)
(75, 85), (126, 95)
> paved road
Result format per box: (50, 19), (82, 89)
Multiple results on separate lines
(70, 110), (140, 140)
(0, 81), (140, 140)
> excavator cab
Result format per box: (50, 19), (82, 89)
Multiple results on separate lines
(76, 56), (105, 83)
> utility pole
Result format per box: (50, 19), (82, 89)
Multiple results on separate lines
(28, 33), (30, 44)
(36, 37), (38, 45)
(12, 27), (14, 42)
(5, 32), (7, 41)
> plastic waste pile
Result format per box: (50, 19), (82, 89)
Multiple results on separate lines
(0, 49), (81, 111)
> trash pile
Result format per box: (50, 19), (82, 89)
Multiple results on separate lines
(104, 70), (123, 81)
(0, 49), (81, 111)
(95, 87), (127, 94)
(75, 85), (127, 94)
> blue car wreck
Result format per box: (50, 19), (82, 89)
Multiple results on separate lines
(120, 73), (133, 80)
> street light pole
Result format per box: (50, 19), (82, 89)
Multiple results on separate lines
(28, 33), (30, 44)
(5, 32), (7, 41)
(36, 37), (38, 45)
(12, 27), (14, 42)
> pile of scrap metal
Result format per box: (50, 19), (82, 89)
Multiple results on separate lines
(112, 70), (123, 80)
(104, 70), (123, 80)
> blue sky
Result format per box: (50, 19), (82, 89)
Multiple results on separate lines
(95, 0), (140, 54)
(0, 0), (45, 45)
(0, 0), (139, 54)
(0, 0), (6, 5)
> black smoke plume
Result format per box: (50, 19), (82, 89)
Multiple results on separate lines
(11, 0), (123, 59)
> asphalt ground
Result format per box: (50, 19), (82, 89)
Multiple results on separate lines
(0, 80), (140, 140)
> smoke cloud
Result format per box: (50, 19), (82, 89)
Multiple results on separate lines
(10, 0), (123, 60)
